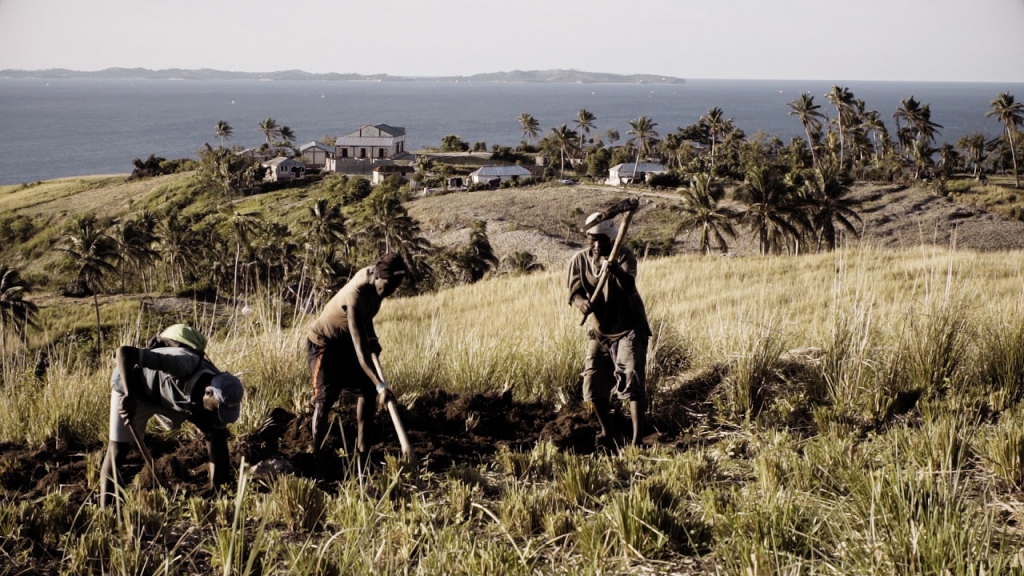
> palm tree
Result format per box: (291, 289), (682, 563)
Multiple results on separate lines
(788, 93), (825, 169)
(59, 215), (117, 356)
(802, 162), (862, 251)
(505, 251), (544, 275)
(956, 133), (989, 179)
(738, 167), (804, 255)
(861, 110), (888, 159)
(111, 216), (159, 293)
(936, 144), (960, 178)
(626, 116), (659, 181)
(460, 220), (500, 282)
(0, 264), (38, 376)
(700, 107), (730, 170)
(909, 140), (937, 180)
(675, 173), (740, 254)
(303, 198), (349, 261)
(352, 187), (432, 280)
(606, 129), (620, 146)
(158, 213), (198, 290)
(825, 86), (854, 166)
(518, 113), (540, 145)
(257, 117), (281, 146)
(215, 120), (233, 147)
(575, 108), (597, 149)
(550, 124), (579, 178)
(219, 205), (263, 304)
(278, 126), (296, 145)
(987, 92), (1024, 187)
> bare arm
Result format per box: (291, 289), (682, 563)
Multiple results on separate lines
(347, 307), (384, 388)
(116, 346), (143, 398)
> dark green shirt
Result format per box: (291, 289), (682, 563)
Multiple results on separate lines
(567, 245), (651, 338)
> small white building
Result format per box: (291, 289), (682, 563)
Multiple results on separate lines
(299, 141), (334, 167)
(469, 165), (533, 185)
(372, 164), (416, 185)
(262, 157), (306, 181)
(607, 162), (667, 186)
(334, 124), (407, 161)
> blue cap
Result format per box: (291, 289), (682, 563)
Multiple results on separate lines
(209, 372), (244, 424)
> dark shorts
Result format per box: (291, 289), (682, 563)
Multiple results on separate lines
(582, 329), (648, 402)
(307, 339), (376, 407)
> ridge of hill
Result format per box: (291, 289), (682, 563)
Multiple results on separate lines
(0, 68), (685, 84)
(3, 175), (1024, 280)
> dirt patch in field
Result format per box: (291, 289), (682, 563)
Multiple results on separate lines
(0, 386), (717, 501)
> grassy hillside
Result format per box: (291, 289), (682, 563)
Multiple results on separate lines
(4, 173), (1024, 573)
(4, 245), (1024, 572)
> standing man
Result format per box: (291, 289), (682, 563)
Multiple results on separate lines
(101, 324), (244, 506)
(567, 211), (651, 448)
(307, 252), (407, 476)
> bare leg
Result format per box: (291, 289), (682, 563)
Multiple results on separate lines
(591, 397), (614, 440)
(100, 441), (131, 508)
(355, 396), (374, 472)
(629, 397), (645, 446)
(206, 429), (231, 490)
(311, 402), (330, 479)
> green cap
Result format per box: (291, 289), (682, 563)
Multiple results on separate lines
(159, 324), (207, 353)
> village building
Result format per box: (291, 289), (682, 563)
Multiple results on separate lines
(299, 141), (334, 168)
(469, 165), (533, 186)
(606, 162), (667, 186)
(371, 164), (416, 185)
(261, 157), (306, 182)
(333, 124), (407, 161)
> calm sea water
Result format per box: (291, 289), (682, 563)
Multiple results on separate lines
(1, 78), (1021, 185)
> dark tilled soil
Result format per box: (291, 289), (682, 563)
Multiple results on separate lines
(0, 386), (718, 502)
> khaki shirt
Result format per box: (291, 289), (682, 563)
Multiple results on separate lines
(567, 245), (651, 338)
(307, 267), (382, 347)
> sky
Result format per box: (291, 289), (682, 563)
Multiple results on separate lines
(1, 0), (1023, 83)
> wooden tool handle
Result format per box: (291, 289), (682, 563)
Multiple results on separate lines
(580, 208), (635, 326)
(371, 354), (415, 461)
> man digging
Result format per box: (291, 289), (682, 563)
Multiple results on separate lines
(306, 252), (408, 478)
(567, 207), (651, 449)
(101, 324), (244, 507)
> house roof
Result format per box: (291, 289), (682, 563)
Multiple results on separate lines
(300, 141), (333, 152)
(341, 124), (406, 139)
(335, 136), (398, 146)
(470, 165), (533, 177)
(609, 162), (667, 174)
(262, 157), (302, 167)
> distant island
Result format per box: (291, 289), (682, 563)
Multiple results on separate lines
(0, 67), (685, 84)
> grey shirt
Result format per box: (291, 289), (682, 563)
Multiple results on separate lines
(111, 347), (218, 416)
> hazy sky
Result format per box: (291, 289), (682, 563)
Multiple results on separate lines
(1, 0), (1023, 82)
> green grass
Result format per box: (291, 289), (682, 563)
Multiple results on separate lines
(5, 245), (1024, 572)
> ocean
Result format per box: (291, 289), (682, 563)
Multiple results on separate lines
(1, 78), (1021, 185)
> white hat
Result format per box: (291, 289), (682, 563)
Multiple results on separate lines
(585, 212), (618, 238)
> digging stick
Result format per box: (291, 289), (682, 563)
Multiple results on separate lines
(580, 207), (637, 326)
(125, 420), (163, 491)
(370, 353), (416, 462)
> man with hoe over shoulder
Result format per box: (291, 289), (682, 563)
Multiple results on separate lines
(306, 252), (408, 477)
(101, 324), (244, 506)
(567, 211), (651, 448)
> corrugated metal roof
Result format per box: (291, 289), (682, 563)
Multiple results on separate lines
(335, 137), (396, 146)
(341, 124), (407, 139)
(300, 141), (333, 152)
(470, 165), (533, 177)
(262, 157), (301, 166)
(610, 162), (667, 174)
